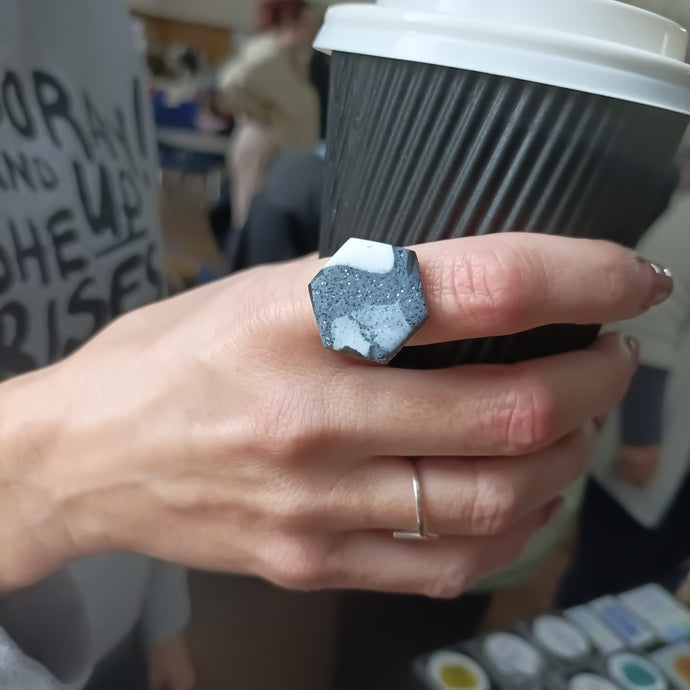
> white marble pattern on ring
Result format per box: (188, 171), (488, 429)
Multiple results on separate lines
(309, 238), (429, 364)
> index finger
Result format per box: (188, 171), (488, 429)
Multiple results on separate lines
(407, 233), (670, 345)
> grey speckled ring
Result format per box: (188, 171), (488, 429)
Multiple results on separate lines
(309, 238), (429, 365)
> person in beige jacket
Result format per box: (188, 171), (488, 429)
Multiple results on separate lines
(218, 1), (320, 229)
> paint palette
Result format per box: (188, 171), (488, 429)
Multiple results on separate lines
(481, 632), (546, 686)
(564, 606), (625, 655)
(650, 643), (690, 689)
(567, 672), (621, 690)
(415, 585), (690, 690)
(607, 652), (668, 690)
(526, 615), (592, 672)
(425, 650), (491, 690)
(621, 585), (690, 643)
(590, 597), (657, 650)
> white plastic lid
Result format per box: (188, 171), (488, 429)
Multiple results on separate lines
(314, 0), (690, 114)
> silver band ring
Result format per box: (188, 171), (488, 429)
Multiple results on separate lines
(393, 462), (439, 541)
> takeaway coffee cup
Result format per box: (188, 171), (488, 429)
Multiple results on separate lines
(314, 0), (690, 368)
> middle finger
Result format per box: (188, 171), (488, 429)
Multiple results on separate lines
(339, 331), (637, 458)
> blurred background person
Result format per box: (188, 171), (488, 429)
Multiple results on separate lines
(217, 0), (320, 230)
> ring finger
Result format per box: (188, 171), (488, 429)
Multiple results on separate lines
(324, 499), (562, 596)
(323, 421), (596, 537)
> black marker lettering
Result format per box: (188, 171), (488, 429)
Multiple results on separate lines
(2, 150), (35, 192)
(110, 107), (136, 173)
(47, 298), (60, 363)
(9, 218), (49, 286)
(33, 70), (92, 159)
(33, 156), (59, 190)
(110, 254), (142, 317)
(1, 71), (36, 139)
(65, 278), (109, 355)
(146, 242), (164, 299)
(0, 302), (36, 378)
(47, 209), (87, 281)
(0, 240), (14, 295)
(73, 160), (120, 238)
(119, 169), (144, 239)
(83, 92), (116, 158)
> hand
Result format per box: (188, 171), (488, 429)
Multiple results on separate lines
(0, 234), (670, 596)
(147, 634), (196, 690)
(614, 444), (662, 487)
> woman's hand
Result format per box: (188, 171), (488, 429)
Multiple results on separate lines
(0, 234), (671, 596)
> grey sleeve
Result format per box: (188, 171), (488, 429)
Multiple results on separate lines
(0, 627), (84, 690)
(0, 570), (92, 690)
(620, 364), (669, 446)
(140, 562), (191, 645)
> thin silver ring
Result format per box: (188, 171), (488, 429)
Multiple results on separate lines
(393, 462), (439, 541)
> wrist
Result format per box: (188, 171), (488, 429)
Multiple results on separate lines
(0, 365), (85, 591)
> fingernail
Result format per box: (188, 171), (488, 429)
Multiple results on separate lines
(623, 334), (640, 363)
(639, 258), (673, 306)
(540, 495), (565, 528)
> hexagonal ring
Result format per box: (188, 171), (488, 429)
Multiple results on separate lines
(309, 238), (429, 365)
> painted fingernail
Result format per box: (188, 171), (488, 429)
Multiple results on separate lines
(623, 334), (639, 363)
(540, 495), (565, 528)
(640, 258), (673, 306)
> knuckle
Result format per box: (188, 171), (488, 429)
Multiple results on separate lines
(261, 536), (330, 591)
(444, 246), (537, 330)
(265, 488), (311, 532)
(254, 391), (329, 462)
(467, 468), (521, 535)
(498, 380), (560, 454)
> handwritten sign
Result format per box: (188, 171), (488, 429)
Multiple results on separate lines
(0, 69), (164, 378)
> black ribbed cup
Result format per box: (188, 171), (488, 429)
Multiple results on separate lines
(320, 52), (689, 368)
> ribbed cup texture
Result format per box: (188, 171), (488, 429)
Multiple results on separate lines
(321, 52), (688, 367)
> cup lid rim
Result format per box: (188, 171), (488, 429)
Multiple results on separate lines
(315, 2), (690, 115)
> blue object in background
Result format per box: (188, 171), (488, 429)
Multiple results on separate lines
(152, 91), (226, 174)
(152, 91), (200, 129)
